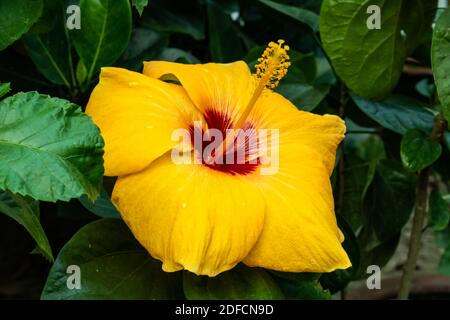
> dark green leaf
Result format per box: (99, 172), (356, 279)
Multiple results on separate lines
(0, 190), (53, 261)
(356, 231), (400, 278)
(117, 28), (169, 71)
(0, 92), (104, 202)
(0, 0), (43, 50)
(140, 0), (204, 41)
(320, 0), (436, 99)
(0, 82), (10, 98)
(352, 95), (435, 134)
(183, 265), (283, 300)
(27, 0), (59, 35)
(415, 78), (435, 99)
(432, 7), (450, 128)
(71, 0), (132, 84)
(41, 219), (182, 299)
(207, 0), (244, 63)
(156, 48), (200, 64)
(400, 129), (442, 172)
(132, 0), (148, 15)
(259, 0), (319, 31)
(276, 55), (335, 111)
(24, 9), (74, 87)
(429, 189), (450, 231)
(79, 189), (121, 219)
(270, 272), (331, 300)
(363, 160), (416, 241)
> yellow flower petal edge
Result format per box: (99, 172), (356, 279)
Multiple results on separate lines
(86, 67), (201, 177)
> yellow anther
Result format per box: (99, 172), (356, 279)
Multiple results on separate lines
(234, 40), (290, 129)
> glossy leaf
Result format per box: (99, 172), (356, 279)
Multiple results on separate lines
(429, 189), (450, 231)
(70, 0), (132, 84)
(401, 129), (442, 172)
(320, 0), (435, 99)
(24, 9), (73, 87)
(259, 0), (319, 31)
(0, 0), (43, 50)
(432, 7), (450, 128)
(0, 190), (53, 261)
(41, 219), (182, 299)
(0, 92), (104, 202)
(277, 55), (335, 111)
(132, 0), (148, 15)
(79, 189), (121, 219)
(27, 0), (59, 35)
(270, 272), (331, 300)
(207, 0), (244, 63)
(0, 82), (10, 98)
(363, 160), (416, 241)
(117, 28), (169, 71)
(140, 0), (204, 41)
(183, 265), (283, 300)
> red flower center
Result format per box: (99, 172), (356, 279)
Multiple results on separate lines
(190, 109), (260, 175)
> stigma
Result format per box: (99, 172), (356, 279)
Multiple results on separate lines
(235, 40), (290, 128)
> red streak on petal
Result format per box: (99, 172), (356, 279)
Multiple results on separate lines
(189, 109), (260, 175)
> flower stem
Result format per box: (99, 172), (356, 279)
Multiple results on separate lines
(397, 112), (447, 299)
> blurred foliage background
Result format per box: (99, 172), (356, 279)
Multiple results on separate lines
(1, 0), (450, 300)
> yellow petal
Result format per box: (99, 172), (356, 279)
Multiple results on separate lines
(112, 152), (265, 276)
(86, 67), (200, 176)
(250, 90), (346, 175)
(143, 61), (254, 123)
(243, 91), (350, 272)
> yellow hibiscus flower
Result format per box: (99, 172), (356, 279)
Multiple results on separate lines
(86, 40), (351, 277)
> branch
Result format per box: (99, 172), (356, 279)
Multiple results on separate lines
(397, 112), (447, 299)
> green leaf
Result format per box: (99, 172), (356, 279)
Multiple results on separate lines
(401, 129), (442, 172)
(132, 0), (148, 15)
(270, 272), (331, 300)
(429, 189), (450, 231)
(71, 0), (132, 84)
(0, 92), (104, 202)
(357, 231), (400, 278)
(432, 7), (450, 128)
(76, 60), (87, 85)
(0, 82), (10, 98)
(0, 190), (53, 261)
(207, 0), (244, 63)
(79, 189), (121, 219)
(27, 0), (59, 35)
(276, 55), (335, 111)
(156, 48), (200, 64)
(0, 0), (43, 50)
(24, 9), (73, 87)
(117, 28), (169, 71)
(183, 265), (283, 300)
(320, 0), (436, 99)
(352, 95), (435, 134)
(363, 160), (416, 241)
(320, 215), (360, 294)
(259, 0), (319, 32)
(352, 95), (450, 149)
(140, 0), (204, 41)
(438, 245), (450, 276)
(41, 219), (182, 299)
